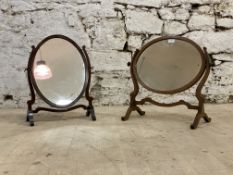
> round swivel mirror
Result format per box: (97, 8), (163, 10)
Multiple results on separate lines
(135, 37), (205, 94)
(122, 36), (212, 129)
(26, 34), (96, 126)
(31, 36), (87, 108)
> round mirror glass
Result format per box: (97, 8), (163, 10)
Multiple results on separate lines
(32, 36), (86, 107)
(136, 38), (204, 94)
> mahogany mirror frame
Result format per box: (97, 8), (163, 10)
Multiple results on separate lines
(122, 36), (213, 129)
(26, 34), (96, 126)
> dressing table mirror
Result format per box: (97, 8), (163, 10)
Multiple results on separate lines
(26, 35), (96, 126)
(122, 36), (213, 129)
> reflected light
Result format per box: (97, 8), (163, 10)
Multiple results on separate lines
(34, 60), (52, 80)
(56, 99), (72, 106)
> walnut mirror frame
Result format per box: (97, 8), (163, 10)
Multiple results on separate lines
(26, 34), (96, 126)
(122, 36), (213, 129)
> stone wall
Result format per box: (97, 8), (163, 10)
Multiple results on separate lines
(0, 0), (233, 107)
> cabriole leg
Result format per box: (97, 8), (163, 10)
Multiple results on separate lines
(135, 106), (145, 116)
(86, 107), (91, 117)
(191, 106), (211, 129)
(90, 107), (96, 121)
(121, 106), (134, 121)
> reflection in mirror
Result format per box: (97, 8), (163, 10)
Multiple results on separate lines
(136, 39), (203, 93)
(34, 49), (52, 80)
(33, 38), (86, 107)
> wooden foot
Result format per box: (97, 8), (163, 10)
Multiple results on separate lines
(26, 109), (30, 122)
(203, 114), (211, 123)
(28, 113), (34, 127)
(86, 108), (90, 117)
(191, 112), (211, 129)
(90, 107), (96, 121)
(135, 106), (145, 116)
(191, 112), (202, 129)
(121, 107), (133, 121)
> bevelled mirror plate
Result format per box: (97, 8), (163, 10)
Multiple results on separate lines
(32, 37), (86, 107)
(135, 39), (205, 94)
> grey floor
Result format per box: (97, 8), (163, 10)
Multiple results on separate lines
(0, 104), (233, 175)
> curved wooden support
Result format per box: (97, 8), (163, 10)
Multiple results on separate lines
(122, 50), (143, 121)
(129, 49), (141, 103)
(82, 46), (96, 121)
(82, 46), (94, 104)
(26, 46), (36, 123)
(136, 98), (198, 110)
(32, 105), (87, 113)
(191, 47), (212, 129)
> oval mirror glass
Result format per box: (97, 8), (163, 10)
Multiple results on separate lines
(32, 37), (86, 107)
(136, 38), (205, 94)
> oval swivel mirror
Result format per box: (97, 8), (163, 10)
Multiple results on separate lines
(26, 35), (96, 126)
(122, 36), (213, 129)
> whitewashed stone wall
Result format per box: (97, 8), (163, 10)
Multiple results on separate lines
(0, 0), (233, 107)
